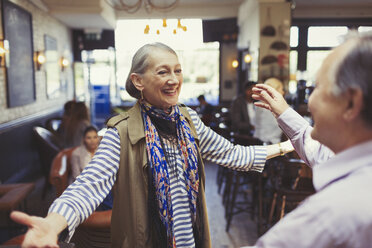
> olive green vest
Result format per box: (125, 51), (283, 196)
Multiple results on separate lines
(106, 102), (211, 248)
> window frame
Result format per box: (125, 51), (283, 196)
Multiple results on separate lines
(291, 18), (372, 71)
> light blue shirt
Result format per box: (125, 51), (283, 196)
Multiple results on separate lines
(254, 107), (372, 248)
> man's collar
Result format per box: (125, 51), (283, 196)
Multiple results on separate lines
(313, 139), (372, 191)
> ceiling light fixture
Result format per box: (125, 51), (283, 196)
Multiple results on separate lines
(105, 0), (180, 14)
(144, 18), (187, 35)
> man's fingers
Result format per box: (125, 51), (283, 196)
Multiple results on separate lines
(10, 211), (34, 227)
(253, 84), (278, 99)
(257, 89), (277, 106)
(252, 93), (265, 102)
(254, 101), (271, 111)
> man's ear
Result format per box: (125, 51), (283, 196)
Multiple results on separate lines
(343, 88), (363, 122)
(130, 73), (144, 91)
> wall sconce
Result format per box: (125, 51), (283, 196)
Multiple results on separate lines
(35, 51), (46, 70)
(0, 39), (10, 68)
(232, 59), (239, 69)
(60, 57), (69, 71)
(244, 53), (252, 64)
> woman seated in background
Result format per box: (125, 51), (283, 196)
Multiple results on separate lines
(69, 126), (100, 184)
(63, 102), (90, 148)
(70, 125), (113, 211)
(57, 100), (76, 140)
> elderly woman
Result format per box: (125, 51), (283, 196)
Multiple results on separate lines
(11, 43), (293, 248)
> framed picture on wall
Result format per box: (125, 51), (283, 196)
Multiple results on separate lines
(44, 34), (61, 98)
(2, 0), (36, 108)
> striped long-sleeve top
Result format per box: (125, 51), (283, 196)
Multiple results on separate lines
(49, 107), (267, 246)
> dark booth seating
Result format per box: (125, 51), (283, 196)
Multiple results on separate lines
(32, 126), (62, 197)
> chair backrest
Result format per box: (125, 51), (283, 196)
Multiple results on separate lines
(33, 126), (62, 176)
(49, 147), (76, 197)
(49, 147), (112, 247)
(278, 158), (314, 191)
(45, 117), (62, 135)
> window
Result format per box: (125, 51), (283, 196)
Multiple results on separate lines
(307, 26), (348, 47)
(358, 26), (372, 33)
(288, 50), (298, 94)
(306, 50), (331, 83)
(290, 19), (372, 89)
(115, 19), (220, 106)
(290, 26), (298, 48)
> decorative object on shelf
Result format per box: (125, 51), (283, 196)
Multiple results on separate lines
(270, 40), (288, 50)
(105, 0), (179, 13)
(261, 7), (276, 37)
(270, 23), (289, 51)
(261, 55), (277, 65)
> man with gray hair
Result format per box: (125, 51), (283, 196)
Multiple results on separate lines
(250, 33), (372, 247)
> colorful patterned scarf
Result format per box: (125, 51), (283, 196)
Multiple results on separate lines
(140, 100), (199, 247)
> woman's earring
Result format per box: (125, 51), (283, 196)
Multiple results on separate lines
(140, 90), (144, 100)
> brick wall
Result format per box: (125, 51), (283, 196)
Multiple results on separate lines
(0, 0), (74, 124)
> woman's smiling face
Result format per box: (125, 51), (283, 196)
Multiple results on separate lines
(133, 48), (183, 111)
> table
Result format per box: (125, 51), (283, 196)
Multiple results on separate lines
(0, 183), (35, 227)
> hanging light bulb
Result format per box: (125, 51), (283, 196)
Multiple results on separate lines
(177, 19), (182, 28)
(144, 24), (150, 34)
(162, 18), (167, 27)
(173, 29), (177, 34)
(182, 26), (187, 32)
(156, 29), (160, 35)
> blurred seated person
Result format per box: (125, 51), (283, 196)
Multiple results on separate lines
(230, 81), (256, 135)
(57, 100), (76, 139)
(254, 78), (285, 144)
(196, 95), (215, 126)
(63, 102), (90, 148)
(70, 126), (99, 184)
(70, 126), (113, 211)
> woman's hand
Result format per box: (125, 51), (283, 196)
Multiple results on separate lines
(252, 84), (289, 118)
(11, 211), (67, 248)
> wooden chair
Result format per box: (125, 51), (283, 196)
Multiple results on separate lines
(45, 117), (62, 136)
(267, 158), (315, 227)
(50, 148), (112, 247)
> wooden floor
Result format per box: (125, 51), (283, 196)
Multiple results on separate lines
(1, 162), (259, 247)
(204, 162), (258, 248)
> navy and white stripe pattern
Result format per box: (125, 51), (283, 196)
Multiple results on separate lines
(187, 107), (267, 171)
(49, 128), (121, 238)
(49, 107), (267, 243)
(162, 137), (195, 247)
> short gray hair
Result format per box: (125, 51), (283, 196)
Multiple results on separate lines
(330, 32), (372, 127)
(125, 42), (178, 99)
